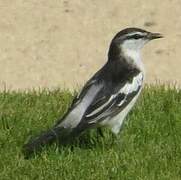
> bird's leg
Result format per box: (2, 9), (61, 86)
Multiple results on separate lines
(97, 127), (104, 138)
(111, 132), (119, 146)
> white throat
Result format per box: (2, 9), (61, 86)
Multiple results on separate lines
(121, 39), (147, 72)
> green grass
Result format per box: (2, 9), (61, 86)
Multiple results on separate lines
(0, 86), (181, 180)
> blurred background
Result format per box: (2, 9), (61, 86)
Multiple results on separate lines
(0, 0), (180, 90)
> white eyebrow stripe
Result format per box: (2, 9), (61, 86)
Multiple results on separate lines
(126, 32), (146, 37)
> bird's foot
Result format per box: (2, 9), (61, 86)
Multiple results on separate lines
(97, 127), (104, 138)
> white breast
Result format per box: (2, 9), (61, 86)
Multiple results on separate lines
(101, 72), (144, 134)
(110, 89), (141, 134)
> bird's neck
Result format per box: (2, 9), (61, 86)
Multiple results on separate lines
(122, 47), (145, 72)
(108, 43), (145, 73)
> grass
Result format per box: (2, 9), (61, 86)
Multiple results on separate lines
(0, 86), (181, 180)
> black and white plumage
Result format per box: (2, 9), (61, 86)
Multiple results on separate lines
(23, 28), (162, 156)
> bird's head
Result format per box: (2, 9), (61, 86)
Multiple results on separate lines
(108, 28), (163, 60)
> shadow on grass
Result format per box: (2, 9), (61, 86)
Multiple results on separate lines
(23, 128), (117, 159)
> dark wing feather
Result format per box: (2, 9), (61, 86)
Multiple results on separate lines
(54, 76), (104, 127)
(85, 86), (141, 122)
(74, 73), (143, 131)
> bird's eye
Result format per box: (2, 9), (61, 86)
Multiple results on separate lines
(131, 34), (144, 39)
(126, 34), (144, 40)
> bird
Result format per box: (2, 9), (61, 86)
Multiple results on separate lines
(23, 27), (163, 156)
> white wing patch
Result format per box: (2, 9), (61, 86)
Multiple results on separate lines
(119, 73), (143, 94)
(118, 73), (143, 106)
(85, 72), (143, 118)
(117, 96), (126, 107)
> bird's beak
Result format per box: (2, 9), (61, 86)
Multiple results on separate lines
(147, 33), (163, 40)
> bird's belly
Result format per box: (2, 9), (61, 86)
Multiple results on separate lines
(101, 88), (142, 134)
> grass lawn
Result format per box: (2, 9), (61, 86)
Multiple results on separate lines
(0, 86), (181, 180)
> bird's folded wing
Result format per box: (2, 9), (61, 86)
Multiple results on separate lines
(83, 73), (143, 124)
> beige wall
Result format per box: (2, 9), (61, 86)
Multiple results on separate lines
(0, 0), (180, 90)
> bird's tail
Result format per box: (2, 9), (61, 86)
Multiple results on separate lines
(23, 126), (71, 157)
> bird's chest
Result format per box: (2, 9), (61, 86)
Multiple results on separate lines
(109, 88), (142, 134)
(102, 72), (144, 134)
